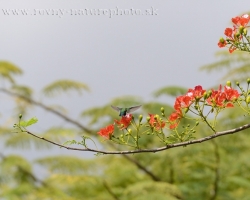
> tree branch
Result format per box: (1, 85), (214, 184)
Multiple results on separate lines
(0, 88), (161, 182)
(103, 180), (120, 200)
(122, 154), (161, 181)
(0, 88), (92, 134)
(23, 123), (250, 155)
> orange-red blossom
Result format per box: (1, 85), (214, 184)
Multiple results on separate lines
(218, 14), (250, 53)
(168, 85), (239, 129)
(97, 124), (114, 139)
(114, 114), (133, 130)
(148, 114), (165, 130)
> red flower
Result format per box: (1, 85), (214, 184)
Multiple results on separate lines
(218, 39), (227, 48)
(168, 112), (179, 121)
(224, 28), (233, 38)
(114, 114), (132, 130)
(206, 86), (226, 107)
(168, 110), (182, 129)
(174, 85), (205, 111)
(169, 123), (178, 130)
(229, 46), (237, 53)
(206, 85), (239, 108)
(187, 85), (206, 100)
(232, 14), (250, 27)
(224, 86), (240, 101)
(232, 16), (240, 25)
(174, 95), (192, 111)
(97, 124), (114, 139)
(148, 114), (165, 130)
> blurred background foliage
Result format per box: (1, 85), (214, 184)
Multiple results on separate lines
(1, 48), (250, 200)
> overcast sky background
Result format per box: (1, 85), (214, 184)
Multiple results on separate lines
(1, 1), (250, 169)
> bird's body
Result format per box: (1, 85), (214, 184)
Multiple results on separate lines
(111, 105), (141, 116)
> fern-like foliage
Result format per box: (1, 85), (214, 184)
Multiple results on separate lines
(200, 51), (250, 82)
(8, 85), (34, 115)
(123, 181), (182, 200)
(153, 86), (188, 98)
(0, 155), (32, 187)
(36, 156), (97, 174)
(11, 85), (33, 97)
(0, 61), (22, 83)
(43, 80), (90, 97)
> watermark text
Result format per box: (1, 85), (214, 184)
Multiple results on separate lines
(2, 7), (158, 18)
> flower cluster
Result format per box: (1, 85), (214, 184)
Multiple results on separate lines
(97, 114), (133, 139)
(148, 114), (165, 130)
(206, 85), (240, 108)
(168, 85), (239, 129)
(218, 14), (250, 53)
(97, 84), (240, 143)
(168, 86), (205, 129)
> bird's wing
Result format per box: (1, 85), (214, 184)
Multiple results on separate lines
(127, 105), (142, 113)
(111, 105), (121, 112)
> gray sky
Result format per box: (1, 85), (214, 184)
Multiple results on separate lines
(1, 1), (250, 162)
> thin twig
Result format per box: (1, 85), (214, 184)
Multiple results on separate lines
(103, 181), (120, 200)
(122, 154), (161, 181)
(24, 123), (250, 155)
(0, 88), (92, 134)
(0, 88), (161, 181)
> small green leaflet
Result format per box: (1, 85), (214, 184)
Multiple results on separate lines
(20, 117), (38, 127)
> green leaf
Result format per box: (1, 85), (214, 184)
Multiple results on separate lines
(199, 50), (250, 81)
(43, 79), (90, 97)
(153, 86), (188, 98)
(0, 61), (22, 83)
(20, 117), (38, 127)
(11, 85), (33, 97)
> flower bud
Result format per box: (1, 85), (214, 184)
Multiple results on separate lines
(128, 129), (132, 134)
(139, 115), (143, 122)
(239, 26), (244, 34)
(161, 107), (165, 113)
(235, 32), (241, 38)
(246, 96), (250, 104)
(184, 107), (189, 113)
(203, 92), (208, 99)
(236, 81), (240, 86)
(219, 37), (225, 43)
(207, 90), (212, 97)
(226, 81), (231, 87)
(247, 78), (250, 84)
(196, 121), (199, 126)
(146, 116), (150, 122)
(243, 28), (248, 36)
(19, 114), (22, 119)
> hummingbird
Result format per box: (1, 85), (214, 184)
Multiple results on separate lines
(111, 105), (142, 116)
